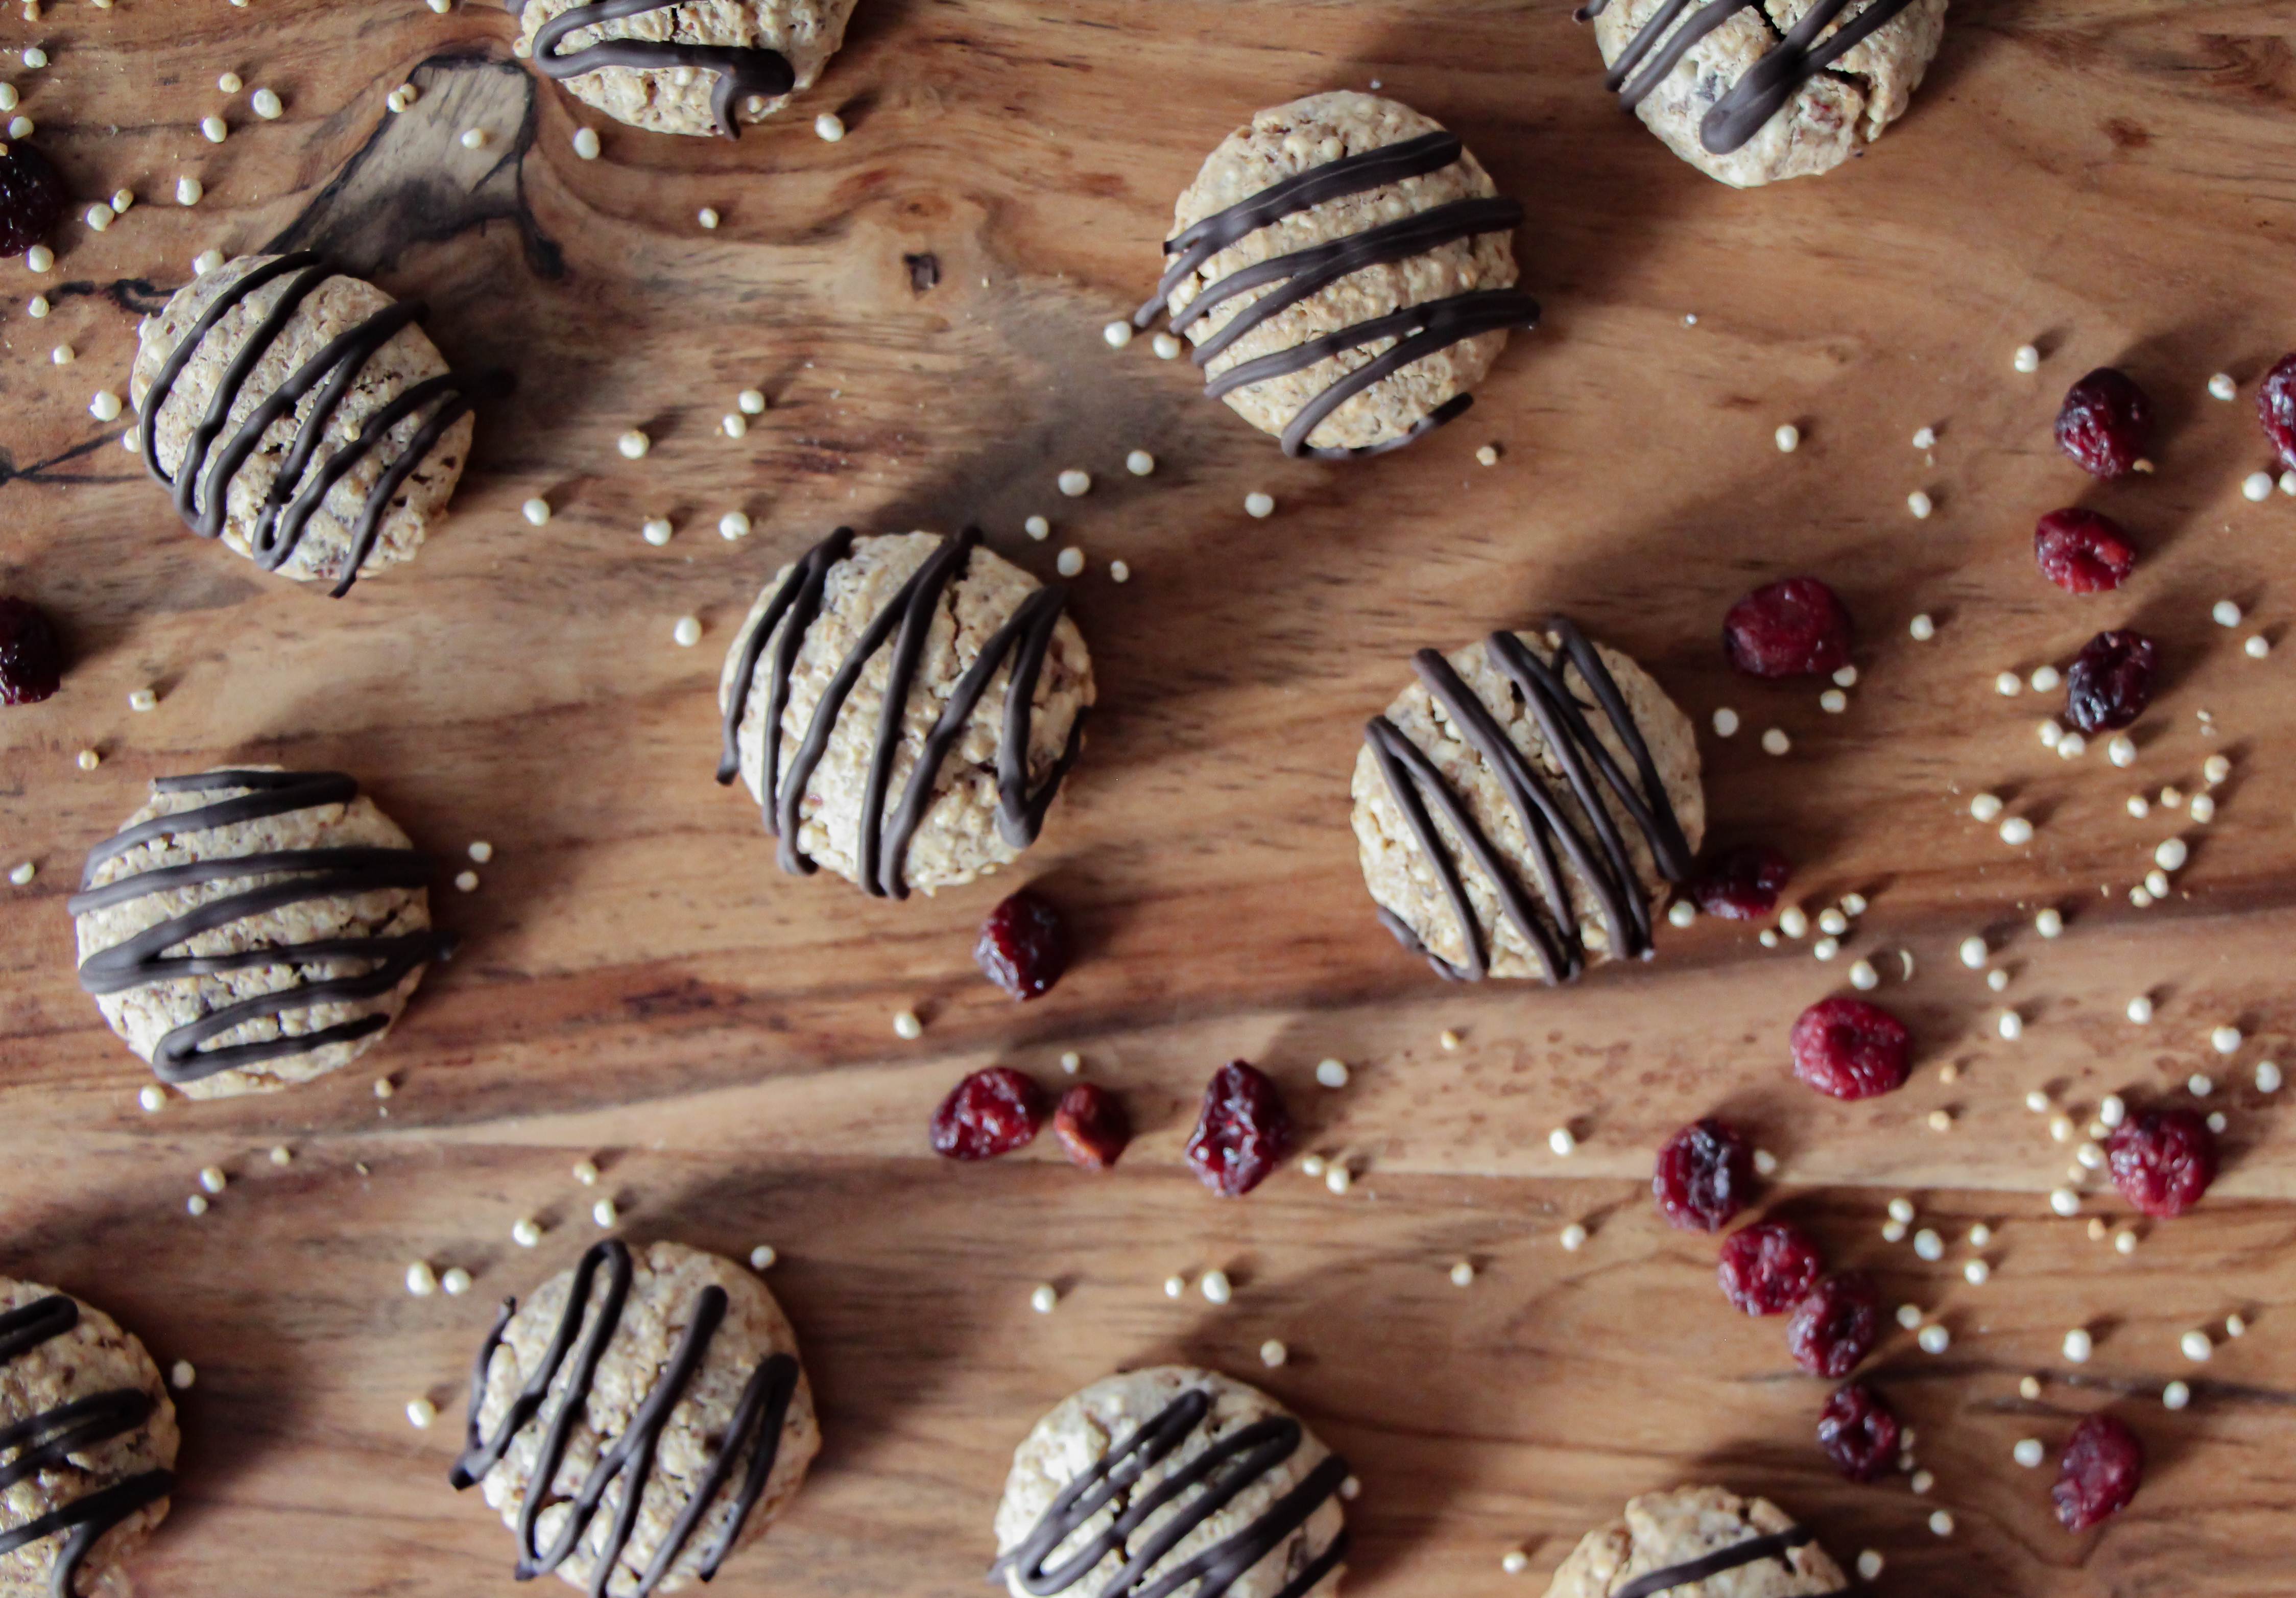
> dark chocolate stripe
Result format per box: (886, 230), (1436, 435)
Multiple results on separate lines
(70, 770), (448, 1084)
(716, 529), (1084, 899)
(449, 1240), (801, 1598)
(533, 0), (796, 139)
(0, 1297), (175, 1598)
(1612, 1524), (1813, 1598)
(138, 253), (504, 597)
(992, 1387), (1349, 1598)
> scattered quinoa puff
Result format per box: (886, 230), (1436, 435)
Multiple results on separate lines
(1353, 619), (1703, 982)
(0, 1279), (178, 1598)
(1542, 1486), (1849, 1598)
(129, 253), (499, 596)
(451, 1240), (818, 1596)
(1136, 91), (1538, 458)
(518, 0), (857, 137)
(991, 1367), (1348, 1598)
(716, 529), (1094, 898)
(1583, 0), (1948, 188)
(69, 769), (447, 1098)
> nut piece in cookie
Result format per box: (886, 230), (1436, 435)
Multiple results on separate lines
(991, 1365), (1349, 1598)
(1138, 90), (1537, 458)
(1543, 1485), (1848, 1597)
(69, 767), (448, 1099)
(717, 528), (1094, 898)
(520, 0), (860, 138)
(129, 252), (500, 595)
(0, 1278), (179, 1598)
(1352, 618), (1703, 982)
(452, 1239), (820, 1596)
(1585, 0), (1949, 188)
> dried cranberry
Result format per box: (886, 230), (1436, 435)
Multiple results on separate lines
(1816, 1382), (1901, 1483)
(1687, 844), (1791, 921)
(2034, 508), (2137, 594)
(1652, 1117), (1755, 1233)
(928, 1067), (1045, 1160)
(1722, 577), (1852, 679)
(0, 141), (66, 258)
(975, 888), (1071, 1000)
(1052, 1082), (1130, 1170)
(0, 598), (63, 706)
(1786, 1272), (1881, 1378)
(2052, 1413), (2144, 1531)
(2106, 1107), (2217, 1218)
(2258, 354), (2296, 470)
(2064, 629), (2159, 734)
(2054, 367), (2154, 479)
(1184, 1061), (1292, 1197)
(1789, 997), (1911, 1101)
(1717, 1221), (1823, 1315)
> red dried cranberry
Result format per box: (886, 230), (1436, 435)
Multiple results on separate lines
(1789, 997), (1911, 1101)
(2052, 1413), (2144, 1531)
(1722, 577), (1852, 679)
(1687, 844), (1791, 921)
(1052, 1082), (1130, 1170)
(928, 1067), (1045, 1160)
(1652, 1117), (1755, 1233)
(1717, 1221), (1823, 1315)
(2106, 1107), (2217, 1218)
(1816, 1382), (1901, 1483)
(2034, 508), (2137, 594)
(1184, 1061), (1292, 1197)
(1786, 1272), (1880, 1378)
(2055, 367), (2154, 479)
(0, 142), (66, 258)
(2258, 354), (2296, 470)
(0, 598), (63, 706)
(975, 888), (1071, 1000)
(2064, 629), (2160, 734)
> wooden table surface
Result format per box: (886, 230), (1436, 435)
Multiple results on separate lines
(3, 0), (2294, 1593)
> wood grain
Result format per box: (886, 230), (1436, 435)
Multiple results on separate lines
(2, 1), (2294, 1594)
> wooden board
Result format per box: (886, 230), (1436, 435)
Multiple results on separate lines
(3, 0), (2294, 1593)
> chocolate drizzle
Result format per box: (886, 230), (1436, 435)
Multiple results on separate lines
(450, 1241), (802, 1598)
(138, 251), (505, 597)
(1612, 1524), (1853, 1598)
(0, 1296), (174, 1598)
(991, 1387), (1350, 1598)
(716, 528), (1085, 899)
(69, 770), (449, 1085)
(1582, 0), (1923, 156)
(1133, 127), (1538, 459)
(1365, 619), (1692, 983)
(532, 0), (796, 139)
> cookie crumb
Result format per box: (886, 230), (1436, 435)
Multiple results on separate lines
(407, 1397), (437, 1429)
(814, 111), (845, 142)
(1243, 492), (1275, 519)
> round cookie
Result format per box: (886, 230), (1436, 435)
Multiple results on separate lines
(451, 1239), (819, 1597)
(716, 527), (1094, 898)
(1136, 90), (1539, 458)
(129, 251), (497, 595)
(0, 1278), (178, 1598)
(1544, 1486), (1849, 1597)
(69, 768), (447, 1099)
(992, 1365), (1349, 1598)
(519, 0), (859, 138)
(1352, 618), (1703, 983)
(1585, 0), (1948, 188)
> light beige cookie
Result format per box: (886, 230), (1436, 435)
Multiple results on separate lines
(993, 1366), (1348, 1598)
(455, 1240), (819, 1596)
(69, 768), (443, 1099)
(129, 252), (484, 593)
(718, 528), (1093, 897)
(1589, 0), (1948, 187)
(1144, 90), (1536, 457)
(1352, 619), (1703, 982)
(0, 1278), (178, 1598)
(1544, 1486), (1848, 1597)
(519, 0), (858, 138)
